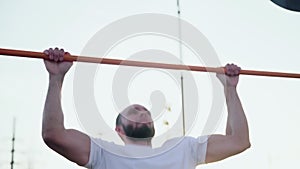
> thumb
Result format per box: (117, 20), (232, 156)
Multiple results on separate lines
(216, 73), (225, 80)
(43, 59), (52, 66)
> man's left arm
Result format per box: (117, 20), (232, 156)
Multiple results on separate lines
(205, 64), (251, 163)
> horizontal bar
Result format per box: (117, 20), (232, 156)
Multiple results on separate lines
(0, 48), (300, 78)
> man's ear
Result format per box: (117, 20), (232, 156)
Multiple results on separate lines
(115, 126), (124, 134)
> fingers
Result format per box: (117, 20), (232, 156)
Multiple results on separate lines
(225, 63), (241, 76)
(43, 47), (67, 62)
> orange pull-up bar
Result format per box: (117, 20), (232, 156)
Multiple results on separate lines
(0, 48), (299, 79)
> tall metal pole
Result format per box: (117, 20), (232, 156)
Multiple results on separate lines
(10, 118), (16, 169)
(177, 0), (186, 135)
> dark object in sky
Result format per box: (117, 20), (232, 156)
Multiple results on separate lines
(271, 0), (300, 12)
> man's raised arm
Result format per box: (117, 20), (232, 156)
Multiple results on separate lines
(205, 64), (251, 163)
(42, 48), (90, 166)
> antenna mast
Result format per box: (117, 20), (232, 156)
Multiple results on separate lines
(10, 118), (16, 169)
(177, 0), (186, 135)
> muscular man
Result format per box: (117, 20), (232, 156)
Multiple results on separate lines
(42, 47), (250, 169)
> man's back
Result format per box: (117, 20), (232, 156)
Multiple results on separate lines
(85, 136), (208, 169)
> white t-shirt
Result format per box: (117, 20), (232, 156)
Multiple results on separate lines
(84, 136), (208, 169)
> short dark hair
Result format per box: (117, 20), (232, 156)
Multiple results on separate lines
(116, 113), (122, 126)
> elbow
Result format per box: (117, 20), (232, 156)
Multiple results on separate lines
(247, 141), (251, 149)
(42, 130), (50, 141)
(233, 136), (251, 153)
(42, 130), (60, 146)
(245, 141), (251, 149)
(244, 136), (251, 149)
(42, 130), (54, 144)
(240, 140), (251, 152)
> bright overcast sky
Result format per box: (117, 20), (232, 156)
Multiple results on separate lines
(1, 0), (300, 169)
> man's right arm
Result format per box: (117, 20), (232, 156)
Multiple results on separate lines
(42, 48), (90, 166)
(205, 64), (251, 163)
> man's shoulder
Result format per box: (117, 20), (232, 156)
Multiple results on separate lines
(163, 135), (208, 147)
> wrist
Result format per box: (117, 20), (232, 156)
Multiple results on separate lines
(49, 74), (65, 83)
(224, 86), (237, 95)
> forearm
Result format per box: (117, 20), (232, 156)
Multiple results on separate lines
(225, 87), (249, 143)
(42, 75), (65, 133)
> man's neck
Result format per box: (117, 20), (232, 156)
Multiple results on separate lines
(125, 139), (152, 147)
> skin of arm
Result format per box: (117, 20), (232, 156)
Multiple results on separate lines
(205, 64), (251, 163)
(42, 48), (90, 166)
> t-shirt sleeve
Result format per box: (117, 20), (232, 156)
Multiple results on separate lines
(189, 135), (208, 165)
(84, 137), (103, 169)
